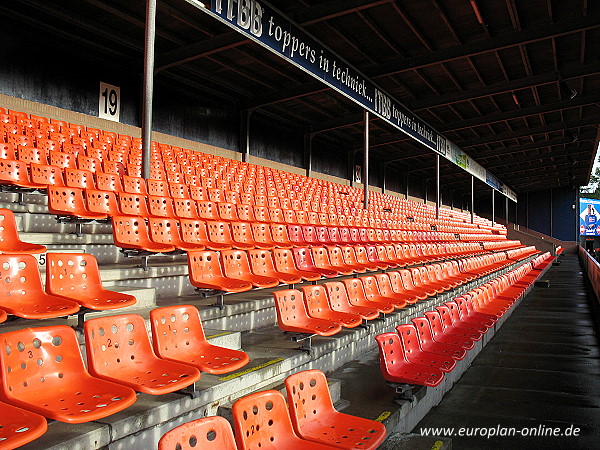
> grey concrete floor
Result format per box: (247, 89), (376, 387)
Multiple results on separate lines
(415, 254), (600, 449)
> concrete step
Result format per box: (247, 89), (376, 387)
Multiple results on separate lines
(379, 433), (452, 450)
(13, 257), (545, 450)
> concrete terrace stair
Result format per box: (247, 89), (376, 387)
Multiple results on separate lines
(11, 254), (540, 450)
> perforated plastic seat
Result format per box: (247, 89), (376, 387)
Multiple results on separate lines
(375, 333), (444, 387)
(158, 416), (237, 450)
(221, 250), (279, 288)
(342, 278), (394, 314)
(0, 159), (41, 189)
(311, 246), (353, 275)
(395, 325), (456, 372)
(285, 369), (386, 449)
(302, 285), (362, 328)
(272, 248), (321, 281)
(148, 217), (205, 252)
(273, 290), (342, 336)
(180, 219), (231, 251)
(150, 305), (249, 374)
(0, 325), (137, 423)
(187, 250), (253, 292)
(248, 249), (302, 285)
(112, 215), (176, 253)
(233, 390), (340, 450)
(84, 314), (201, 395)
(411, 317), (466, 360)
(206, 221), (254, 250)
(360, 275), (406, 310)
(0, 254), (80, 319)
(423, 311), (478, 348)
(0, 208), (46, 254)
(293, 247), (338, 278)
(436, 305), (484, 340)
(323, 281), (380, 320)
(46, 253), (136, 310)
(0, 401), (48, 449)
(48, 186), (108, 220)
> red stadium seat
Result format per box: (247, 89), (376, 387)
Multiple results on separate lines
(0, 254), (80, 319)
(301, 285), (362, 328)
(272, 248), (321, 281)
(158, 416), (237, 450)
(187, 250), (253, 292)
(273, 289), (342, 336)
(395, 325), (456, 372)
(0, 325), (137, 423)
(285, 369), (386, 449)
(233, 390), (337, 450)
(112, 215), (176, 253)
(84, 314), (201, 395)
(0, 208), (46, 254)
(46, 253), (136, 310)
(150, 304), (249, 374)
(0, 401), (48, 449)
(221, 250), (279, 288)
(342, 278), (395, 314)
(375, 332), (444, 387)
(248, 249), (302, 285)
(410, 317), (466, 360)
(323, 281), (380, 320)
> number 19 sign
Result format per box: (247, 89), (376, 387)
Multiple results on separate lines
(99, 82), (120, 122)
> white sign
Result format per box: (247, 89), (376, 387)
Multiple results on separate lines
(354, 165), (362, 183)
(99, 82), (120, 122)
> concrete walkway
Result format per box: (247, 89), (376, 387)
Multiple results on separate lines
(415, 254), (600, 449)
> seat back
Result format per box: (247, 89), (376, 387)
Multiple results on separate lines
(273, 289), (310, 328)
(301, 284), (331, 317)
(285, 369), (336, 432)
(46, 253), (104, 298)
(395, 324), (422, 354)
(374, 273), (395, 297)
(375, 332), (408, 376)
(86, 189), (120, 216)
(83, 314), (156, 378)
(150, 305), (206, 361)
(187, 250), (226, 283)
(221, 249), (253, 279)
(232, 390), (298, 450)
(180, 219), (210, 244)
(411, 317), (436, 346)
(272, 248), (298, 272)
(0, 208), (25, 247)
(111, 215), (153, 249)
(248, 249), (278, 277)
(270, 223), (291, 245)
(117, 192), (151, 217)
(292, 247), (317, 271)
(148, 196), (177, 218)
(158, 416), (238, 450)
(361, 275), (383, 302)
(0, 325), (89, 402)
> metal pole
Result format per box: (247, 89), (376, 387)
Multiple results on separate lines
(435, 154), (440, 219)
(381, 163), (386, 194)
(405, 173), (409, 199)
(492, 189), (495, 226)
(470, 175), (474, 224)
(304, 133), (313, 178)
(505, 196), (509, 224)
(241, 109), (251, 163)
(141, 0), (157, 180)
(363, 110), (369, 209)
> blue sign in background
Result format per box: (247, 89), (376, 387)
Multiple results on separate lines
(580, 197), (600, 236)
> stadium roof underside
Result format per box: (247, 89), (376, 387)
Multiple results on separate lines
(4, 0), (598, 198)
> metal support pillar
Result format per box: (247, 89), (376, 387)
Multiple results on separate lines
(470, 175), (474, 224)
(141, 0), (157, 180)
(405, 173), (409, 199)
(505, 196), (509, 224)
(241, 109), (253, 163)
(492, 189), (495, 226)
(304, 132), (313, 178)
(363, 110), (369, 209)
(381, 163), (386, 194)
(435, 154), (440, 219)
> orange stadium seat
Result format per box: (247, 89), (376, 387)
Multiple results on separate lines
(111, 215), (175, 253)
(285, 369), (386, 449)
(84, 314), (201, 395)
(150, 304), (249, 374)
(0, 401), (48, 449)
(233, 390), (340, 450)
(45, 253), (136, 310)
(158, 416), (238, 450)
(301, 285), (362, 328)
(221, 249), (279, 288)
(0, 254), (80, 319)
(273, 289), (342, 336)
(0, 208), (46, 254)
(0, 325), (137, 423)
(375, 332), (445, 387)
(187, 250), (253, 292)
